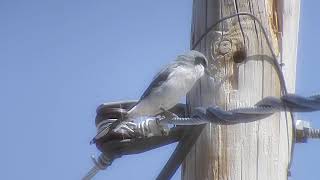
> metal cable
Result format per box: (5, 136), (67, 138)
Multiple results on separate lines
(234, 0), (246, 46)
(158, 94), (320, 126)
(82, 154), (112, 180)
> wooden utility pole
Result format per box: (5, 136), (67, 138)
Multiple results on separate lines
(183, 0), (300, 179)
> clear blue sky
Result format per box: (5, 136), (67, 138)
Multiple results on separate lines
(1, 1), (319, 180)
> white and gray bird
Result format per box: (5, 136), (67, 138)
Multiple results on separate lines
(91, 50), (209, 144)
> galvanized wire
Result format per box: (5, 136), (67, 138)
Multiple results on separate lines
(82, 154), (112, 180)
(159, 94), (320, 126)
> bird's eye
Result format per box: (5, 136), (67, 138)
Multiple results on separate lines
(195, 56), (207, 68)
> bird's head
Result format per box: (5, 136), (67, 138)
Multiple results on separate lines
(187, 50), (210, 76)
(192, 51), (208, 69)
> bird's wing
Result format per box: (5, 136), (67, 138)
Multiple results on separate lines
(139, 62), (181, 101)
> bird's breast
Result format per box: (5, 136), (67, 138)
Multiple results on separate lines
(128, 65), (204, 117)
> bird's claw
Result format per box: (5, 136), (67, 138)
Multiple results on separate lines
(154, 117), (170, 136)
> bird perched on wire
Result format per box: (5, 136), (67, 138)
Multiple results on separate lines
(90, 50), (209, 144)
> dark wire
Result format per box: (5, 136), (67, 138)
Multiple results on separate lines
(191, 12), (295, 171)
(234, 0), (246, 46)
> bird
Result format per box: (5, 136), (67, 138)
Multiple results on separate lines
(90, 50), (209, 144)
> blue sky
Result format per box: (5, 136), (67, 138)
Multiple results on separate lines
(1, 0), (320, 180)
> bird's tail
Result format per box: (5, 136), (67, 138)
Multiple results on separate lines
(90, 120), (113, 144)
(90, 114), (131, 145)
(90, 104), (137, 145)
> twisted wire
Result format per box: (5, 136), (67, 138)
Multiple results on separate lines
(82, 154), (112, 180)
(159, 94), (320, 126)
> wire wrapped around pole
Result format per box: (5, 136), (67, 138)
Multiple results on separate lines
(159, 94), (320, 126)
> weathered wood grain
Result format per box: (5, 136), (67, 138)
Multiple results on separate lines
(182, 0), (300, 179)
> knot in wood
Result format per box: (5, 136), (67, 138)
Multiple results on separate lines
(226, 37), (246, 64)
(232, 45), (246, 64)
(218, 40), (232, 55)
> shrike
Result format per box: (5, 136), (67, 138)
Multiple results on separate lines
(91, 50), (209, 144)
